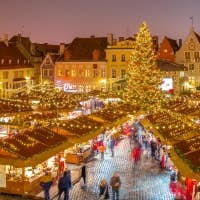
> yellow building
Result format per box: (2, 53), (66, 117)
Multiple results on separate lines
(105, 37), (135, 91)
(0, 41), (34, 98)
(105, 35), (158, 91)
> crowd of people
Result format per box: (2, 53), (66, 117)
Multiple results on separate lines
(39, 119), (200, 200)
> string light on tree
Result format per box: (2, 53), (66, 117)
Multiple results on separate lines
(124, 22), (165, 112)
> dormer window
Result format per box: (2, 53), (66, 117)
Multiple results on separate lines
(17, 59), (20, 64)
(46, 58), (50, 64)
(9, 59), (12, 64)
(1, 59), (4, 64)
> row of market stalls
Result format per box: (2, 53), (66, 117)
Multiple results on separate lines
(0, 103), (138, 195)
(144, 105), (200, 180)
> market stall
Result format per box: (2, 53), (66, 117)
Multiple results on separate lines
(0, 127), (72, 195)
(65, 142), (91, 164)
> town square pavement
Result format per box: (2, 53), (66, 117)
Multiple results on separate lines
(0, 137), (174, 200)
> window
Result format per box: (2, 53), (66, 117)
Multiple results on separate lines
(194, 52), (200, 62)
(85, 69), (90, 77)
(93, 65), (98, 78)
(46, 58), (50, 64)
(112, 69), (117, 78)
(24, 60), (26, 64)
(49, 69), (53, 76)
(3, 71), (8, 79)
(3, 82), (8, 89)
(57, 69), (63, 76)
(71, 69), (76, 77)
(189, 64), (194, 71)
(44, 70), (48, 77)
(1, 59), (4, 64)
(9, 59), (12, 64)
(17, 59), (20, 64)
(101, 69), (106, 78)
(121, 54), (126, 62)
(112, 55), (116, 62)
(121, 69), (126, 78)
(185, 52), (190, 61)
(65, 69), (70, 77)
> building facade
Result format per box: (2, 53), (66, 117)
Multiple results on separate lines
(54, 37), (108, 92)
(0, 41), (34, 98)
(176, 27), (200, 90)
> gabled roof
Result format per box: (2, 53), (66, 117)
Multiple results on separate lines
(157, 59), (187, 71)
(49, 53), (60, 63)
(194, 32), (200, 43)
(59, 37), (108, 61)
(0, 41), (33, 68)
(165, 36), (179, 52)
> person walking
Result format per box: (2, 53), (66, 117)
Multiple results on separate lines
(99, 178), (110, 199)
(81, 164), (87, 188)
(57, 170), (72, 200)
(40, 172), (53, 200)
(99, 144), (105, 160)
(110, 172), (121, 200)
(110, 136), (115, 157)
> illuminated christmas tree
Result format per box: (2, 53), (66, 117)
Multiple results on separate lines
(124, 22), (164, 112)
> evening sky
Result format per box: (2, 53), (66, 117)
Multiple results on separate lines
(0, 0), (199, 44)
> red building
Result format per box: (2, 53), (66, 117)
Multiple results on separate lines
(159, 36), (181, 62)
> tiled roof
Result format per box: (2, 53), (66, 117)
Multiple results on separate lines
(9, 34), (32, 54)
(157, 59), (187, 71)
(9, 34), (60, 57)
(49, 53), (60, 63)
(60, 37), (107, 61)
(34, 43), (59, 57)
(0, 42), (33, 68)
(165, 37), (179, 52)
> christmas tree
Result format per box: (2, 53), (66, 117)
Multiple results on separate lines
(124, 22), (164, 112)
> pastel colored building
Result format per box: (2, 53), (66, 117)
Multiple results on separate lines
(54, 37), (108, 92)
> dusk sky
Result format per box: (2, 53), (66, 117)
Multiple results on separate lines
(0, 0), (200, 44)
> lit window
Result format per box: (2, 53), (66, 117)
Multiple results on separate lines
(112, 69), (117, 78)
(121, 55), (126, 61)
(112, 55), (116, 62)
(121, 69), (126, 78)
(1, 59), (4, 64)
(9, 59), (12, 64)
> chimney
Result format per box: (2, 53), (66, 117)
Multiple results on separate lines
(107, 33), (113, 46)
(119, 37), (124, 42)
(179, 39), (182, 48)
(4, 34), (8, 46)
(59, 43), (65, 55)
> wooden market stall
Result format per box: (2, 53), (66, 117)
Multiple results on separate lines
(0, 127), (72, 195)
